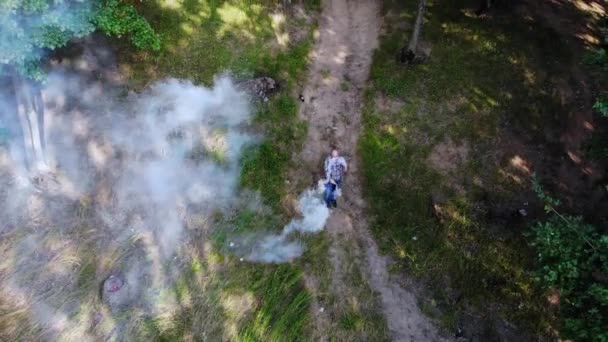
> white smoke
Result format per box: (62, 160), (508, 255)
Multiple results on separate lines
(2, 74), (253, 242)
(242, 181), (330, 263)
(0, 41), (329, 339)
(0, 69), (255, 337)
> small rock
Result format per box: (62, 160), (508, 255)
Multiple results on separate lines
(299, 94), (305, 102)
(518, 208), (528, 217)
(239, 258), (244, 262)
(412, 236), (418, 241)
(229, 242), (235, 248)
(319, 307), (324, 313)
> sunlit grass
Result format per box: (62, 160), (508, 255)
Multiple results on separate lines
(131, 1), (316, 340)
(1, 1), (319, 341)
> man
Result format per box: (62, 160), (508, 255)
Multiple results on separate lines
(324, 149), (348, 208)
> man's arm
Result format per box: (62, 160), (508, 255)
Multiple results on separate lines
(340, 157), (348, 173)
(324, 158), (331, 180)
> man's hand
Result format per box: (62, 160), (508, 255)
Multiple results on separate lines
(329, 179), (337, 185)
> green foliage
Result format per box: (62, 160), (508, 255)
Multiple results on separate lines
(531, 174), (561, 211)
(593, 98), (608, 117)
(584, 15), (608, 66)
(583, 133), (608, 160)
(33, 25), (72, 49)
(584, 16), (608, 68)
(583, 48), (608, 69)
(585, 17), (608, 164)
(16, 59), (45, 81)
(340, 311), (364, 331)
(20, 0), (49, 14)
(238, 265), (311, 341)
(0, 0), (96, 73)
(95, 0), (160, 51)
(530, 178), (608, 341)
(0, 0), (159, 79)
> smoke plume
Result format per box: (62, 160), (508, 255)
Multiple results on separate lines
(0, 65), (255, 338)
(240, 181), (330, 263)
(0, 40), (328, 339)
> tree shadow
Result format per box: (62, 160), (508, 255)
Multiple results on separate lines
(367, 0), (607, 338)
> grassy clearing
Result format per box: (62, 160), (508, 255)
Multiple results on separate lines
(124, 0), (313, 87)
(361, 0), (590, 337)
(124, 0), (313, 212)
(121, 1), (391, 339)
(0, 1), (318, 341)
(241, 93), (308, 209)
(124, 0), (318, 340)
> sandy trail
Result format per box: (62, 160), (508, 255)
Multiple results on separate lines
(294, 0), (447, 340)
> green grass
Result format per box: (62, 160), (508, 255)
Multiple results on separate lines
(241, 94), (308, 209)
(0, 2), (319, 341)
(237, 265), (311, 341)
(340, 310), (365, 331)
(360, 0), (586, 337)
(123, 0), (315, 87)
(340, 80), (351, 91)
(116, 0), (318, 340)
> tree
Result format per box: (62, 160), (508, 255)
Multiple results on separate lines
(0, 0), (160, 170)
(400, 0), (427, 64)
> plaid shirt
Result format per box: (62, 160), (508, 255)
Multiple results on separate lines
(324, 156), (347, 181)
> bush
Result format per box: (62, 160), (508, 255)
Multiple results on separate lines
(593, 98), (608, 118)
(583, 133), (608, 160)
(94, 0), (161, 51)
(530, 177), (608, 341)
(584, 48), (608, 69)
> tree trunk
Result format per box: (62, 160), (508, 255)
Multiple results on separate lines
(11, 70), (46, 171)
(400, 0), (427, 63)
(476, 0), (493, 15)
(408, 0), (427, 54)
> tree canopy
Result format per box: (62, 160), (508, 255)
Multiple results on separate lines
(0, 0), (160, 80)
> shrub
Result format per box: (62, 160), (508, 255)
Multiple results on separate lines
(94, 0), (161, 51)
(530, 176), (608, 341)
(593, 98), (608, 118)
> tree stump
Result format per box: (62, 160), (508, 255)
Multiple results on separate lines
(237, 77), (279, 102)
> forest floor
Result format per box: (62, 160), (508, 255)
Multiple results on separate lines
(361, 0), (608, 339)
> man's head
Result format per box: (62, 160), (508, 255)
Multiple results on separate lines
(331, 149), (339, 158)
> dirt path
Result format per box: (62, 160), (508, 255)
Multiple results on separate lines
(294, 0), (447, 340)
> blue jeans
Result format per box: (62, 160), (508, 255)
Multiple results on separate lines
(324, 179), (341, 207)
